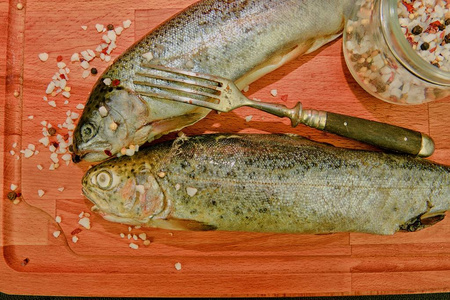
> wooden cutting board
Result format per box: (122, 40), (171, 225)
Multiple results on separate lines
(2, 0), (450, 297)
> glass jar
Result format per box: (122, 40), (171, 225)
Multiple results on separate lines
(343, 0), (450, 105)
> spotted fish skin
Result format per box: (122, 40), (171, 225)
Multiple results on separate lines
(82, 134), (450, 235)
(73, 0), (354, 162)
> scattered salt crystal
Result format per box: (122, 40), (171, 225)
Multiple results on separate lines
(38, 190), (45, 197)
(103, 78), (112, 86)
(57, 62), (66, 69)
(143, 240), (151, 246)
(107, 30), (117, 41)
(78, 217), (91, 229)
(72, 236), (79, 243)
(28, 144), (35, 151)
(186, 187), (198, 197)
(115, 26), (124, 35)
(82, 70), (90, 78)
(48, 101), (56, 107)
(40, 121), (47, 126)
(120, 233), (125, 238)
(61, 153), (72, 161)
(174, 262), (182, 271)
(71, 53), (80, 62)
(133, 234), (138, 241)
(81, 25), (87, 30)
(102, 34), (111, 44)
(243, 85), (250, 92)
(55, 216), (62, 223)
(28, 115), (34, 120)
(80, 60), (90, 69)
(98, 106), (108, 117)
(57, 187), (65, 192)
(10, 150), (15, 156)
(62, 91), (71, 98)
(138, 233), (147, 240)
(125, 148), (135, 156)
(142, 51), (154, 61)
(128, 226), (132, 232)
(12, 142), (17, 148)
(127, 234), (132, 239)
(76, 104), (85, 110)
(270, 89), (278, 97)
(245, 115), (253, 122)
(109, 122), (118, 131)
(46, 81), (56, 94)
(64, 100), (69, 105)
(50, 153), (59, 163)
(95, 24), (104, 32)
(123, 20), (132, 28)
(104, 55), (111, 62)
(129, 243), (139, 250)
(37, 164), (43, 170)
(24, 149), (34, 158)
(39, 53), (49, 62)
(53, 231), (61, 238)
(10, 184), (18, 191)
(43, 96), (48, 101)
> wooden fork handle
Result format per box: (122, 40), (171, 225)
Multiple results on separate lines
(299, 109), (435, 157)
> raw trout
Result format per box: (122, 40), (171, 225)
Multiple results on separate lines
(82, 134), (450, 235)
(73, 0), (354, 162)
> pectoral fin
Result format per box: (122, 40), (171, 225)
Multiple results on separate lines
(147, 218), (217, 231)
(399, 212), (446, 232)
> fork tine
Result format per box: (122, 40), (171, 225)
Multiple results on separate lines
(135, 72), (221, 91)
(141, 63), (224, 86)
(134, 90), (221, 110)
(133, 80), (221, 100)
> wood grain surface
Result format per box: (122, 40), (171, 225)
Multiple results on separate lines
(1, 0), (450, 297)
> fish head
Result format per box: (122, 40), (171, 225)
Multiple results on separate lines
(81, 156), (167, 225)
(73, 80), (151, 162)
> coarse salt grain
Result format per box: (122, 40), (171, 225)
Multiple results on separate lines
(138, 233), (147, 240)
(24, 149), (34, 158)
(245, 115), (253, 122)
(129, 243), (139, 249)
(72, 236), (79, 243)
(95, 24), (104, 32)
(81, 25), (87, 30)
(243, 85), (250, 92)
(78, 217), (91, 229)
(37, 164), (43, 170)
(270, 89), (278, 97)
(71, 53), (80, 62)
(76, 104), (85, 110)
(53, 231), (61, 238)
(174, 262), (182, 271)
(186, 187), (198, 197)
(123, 20), (132, 28)
(98, 106), (108, 117)
(82, 70), (90, 78)
(10, 150), (15, 156)
(133, 234), (138, 241)
(62, 153), (72, 161)
(142, 51), (154, 61)
(103, 78), (112, 86)
(55, 216), (62, 223)
(39, 53), (49, 62)
(109, 122), (118, 131)
(120, 233), (125, 238)
(143, 240), (151, 246)
(38, 190), (45, 197)
(48, 101), (56, 107)
(10, 184), (18, 191)
(80, 60), (90, 69)
(57, 187), (65, 192)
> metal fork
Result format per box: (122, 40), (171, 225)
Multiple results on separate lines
(133, 64), (435, 157)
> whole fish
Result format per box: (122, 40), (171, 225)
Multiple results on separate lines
(82, 134), (450, 235)
(72, 0), (354, 162)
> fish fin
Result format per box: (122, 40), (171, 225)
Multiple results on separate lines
(235, 33), (342, 90)
(147, 218), (217, 231)
(147, 110), (209, 141)
(399, 212), (446, 232)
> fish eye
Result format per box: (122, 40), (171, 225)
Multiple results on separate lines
(81, 123), (96, 141)
(96, 170), (112, 190)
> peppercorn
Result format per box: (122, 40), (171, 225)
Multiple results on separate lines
(72, 154), (81, 163)
(411, 25), (423, 35)
(48, 127), (57, 136)
(91, 68), (98, 75)
(445, 34), (450, 44)
(107, 24), (114, 31)
(420, 42), (430, 50)
(446, 19), (450, 26)
(438, 24), (446, 31)
(68, 145), (74, 153)
(7, 191), (17, 201)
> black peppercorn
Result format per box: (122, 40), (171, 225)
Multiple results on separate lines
(445, 34), (450, 44)
(445, 19), (450, 26)
(7, 191), (17, 201)
(411, 25), (423, 35)
(107, 24), (114, 31)
(48, 127), (57, 136)
(91, 68), (98, 75)
(420, 42), (430, 50)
